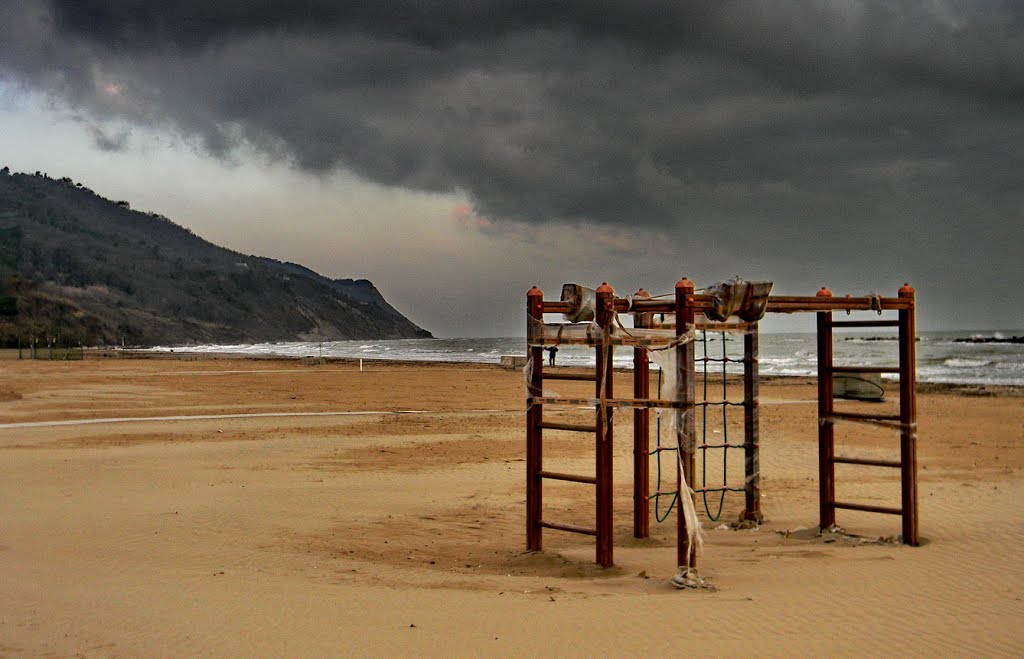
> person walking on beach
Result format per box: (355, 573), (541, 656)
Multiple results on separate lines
(547, 346), (558, 366)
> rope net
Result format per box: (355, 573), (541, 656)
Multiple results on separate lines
(648, 323), (754, 530)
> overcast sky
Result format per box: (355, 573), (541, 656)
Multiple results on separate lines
(1, 1), (1021, 336)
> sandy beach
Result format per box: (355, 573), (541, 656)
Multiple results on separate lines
(1, 354), (1022, 656)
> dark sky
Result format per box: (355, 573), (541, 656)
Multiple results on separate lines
(1, 1), (1022, 335)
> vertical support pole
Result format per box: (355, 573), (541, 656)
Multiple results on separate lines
(633, 289), (652, 538)
(526, 286), (544, 552)
(898, 284), (919, 546)
(816, 286), (836, 531)
(594, 282), (615, 567)
(675, 277), (697, 569)
(742, 323), (763, 522)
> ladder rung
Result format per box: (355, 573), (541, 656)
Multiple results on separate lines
(830, 366), (900, 374)
(829, 320), (899, 328)
(540, 470), (597, 484)
(542, 372), (598, 381)
(539, 421), (597, 433)
(832, 501), (902, 515)
(832, 456), (902, 468)
(830, 411), (902, 422)
(539, 520), (598, 536)
(826, 413), (903, 430)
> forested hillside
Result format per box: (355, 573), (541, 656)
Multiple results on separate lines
(0, 169), (431, 346)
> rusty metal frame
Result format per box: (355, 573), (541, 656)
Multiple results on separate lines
(525, 280), (919, 568)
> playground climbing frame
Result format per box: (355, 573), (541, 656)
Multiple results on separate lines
(524, 279), (919, 569)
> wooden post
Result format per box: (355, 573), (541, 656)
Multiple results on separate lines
(595, 282), (615, 567)
(816, 287), (836, 531)
(675, 278), (697, 568)
(898, 284), (919, 545)
(633, 289), (652, 538)
(742, 324), (763, 522)
(526, 286), (544, 552)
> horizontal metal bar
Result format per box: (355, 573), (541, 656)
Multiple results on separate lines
(528, 335), (678, 348)
(832, 456), (902, 468)
(542, 372), (597, 381)
(530, 396), (690, 409)
(539, 520), (598, 536)
(830, 365), (901, 374)
(829, 319), (900, 328)
(539, 421), (597, 433)
(832, 501), (903, 515)
(629, 299), (676, 313)
(539, 470), (597, 484)
(830, 411), (902, 422)
(825, 414), (903, 431)
(537, 295), (911, 318)
(767, 296), (911, 312)
(638, 295), (913, 314)
(697, 400), (746, 407)
(604, 398), (691, 409)
(528, 396), (596, 407)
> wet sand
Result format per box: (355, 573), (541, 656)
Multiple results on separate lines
(1, 355), (1022, 655)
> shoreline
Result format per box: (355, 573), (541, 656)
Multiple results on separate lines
(81, 347), (1024, 398)
(2, 347), (1019, 397)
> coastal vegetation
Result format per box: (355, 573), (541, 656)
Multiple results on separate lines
(0, 169), (430, 346)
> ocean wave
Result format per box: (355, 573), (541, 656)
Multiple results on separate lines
(943, 358), (991, 368)
(144, 332), (1024, 386)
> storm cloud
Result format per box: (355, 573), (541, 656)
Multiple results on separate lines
(1, 1), (1022, 332)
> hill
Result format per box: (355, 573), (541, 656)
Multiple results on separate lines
(0, 169), (431, 346)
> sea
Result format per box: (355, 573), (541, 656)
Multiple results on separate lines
(150, 329), (1024, 387)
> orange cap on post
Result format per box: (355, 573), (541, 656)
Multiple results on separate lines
(596, 281), (614, 294)
(898, 283), (915, 296)
(676, 277), (694, 290)
(817, 286), (833, 297)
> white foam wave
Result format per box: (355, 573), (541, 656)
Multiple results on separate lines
(944, 358), (991, 368)
(144, 331), (1024, 386)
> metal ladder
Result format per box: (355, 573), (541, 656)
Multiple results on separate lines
(526, 285), (617, 566)
(815, 285), (919, 545)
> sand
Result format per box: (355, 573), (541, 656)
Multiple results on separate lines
(1, 354), (1022, 656)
